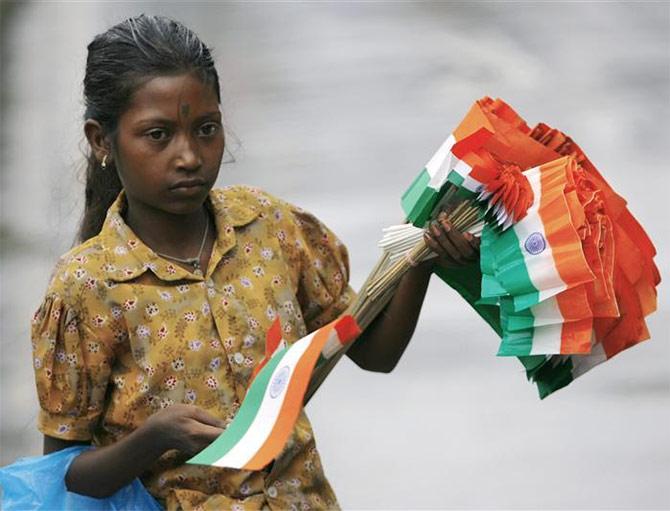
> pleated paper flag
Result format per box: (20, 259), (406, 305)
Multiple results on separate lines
(498, 285), (594, 356)
(480, 156), (595, 311)
(415, 97), (659, 398)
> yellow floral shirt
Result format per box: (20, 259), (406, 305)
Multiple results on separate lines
(31, 185), (355, 511)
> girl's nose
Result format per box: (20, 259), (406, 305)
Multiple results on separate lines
(175, 134), (203, 171)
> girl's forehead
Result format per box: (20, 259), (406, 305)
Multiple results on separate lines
(124, 73), (219, 119)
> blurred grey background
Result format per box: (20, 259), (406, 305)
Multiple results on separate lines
(1, 2), (669, 509)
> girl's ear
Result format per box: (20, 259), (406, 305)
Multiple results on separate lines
(84, 119), (113, 165)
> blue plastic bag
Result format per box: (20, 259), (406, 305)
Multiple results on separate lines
(0, 446), (163, 510)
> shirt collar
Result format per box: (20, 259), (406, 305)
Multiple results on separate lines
(99, 188), (260, 282)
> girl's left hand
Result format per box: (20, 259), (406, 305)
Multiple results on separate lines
(423, 211), (480, 269)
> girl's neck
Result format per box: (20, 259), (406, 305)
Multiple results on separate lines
(123, 199), (212, 261)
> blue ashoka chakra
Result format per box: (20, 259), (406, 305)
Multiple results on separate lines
(269, 365), (291, 399)
(524, 232), (546, 255)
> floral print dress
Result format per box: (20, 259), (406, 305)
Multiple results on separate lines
(31, 186), (355, 511)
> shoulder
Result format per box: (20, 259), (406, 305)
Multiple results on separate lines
(212, 185), (296, 211)
(210, 186), (345, 247)
(42, 236), (111, 302)
(211, 185), (304, 226)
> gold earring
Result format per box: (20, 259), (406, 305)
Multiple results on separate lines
(101, 154), (108, 169)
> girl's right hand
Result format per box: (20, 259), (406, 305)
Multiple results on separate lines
(144, 404), (225, 457)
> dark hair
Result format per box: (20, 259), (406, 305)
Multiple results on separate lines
(78, 14), (221, 242)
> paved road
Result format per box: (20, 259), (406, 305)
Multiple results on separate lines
(1, 2), (668, 509)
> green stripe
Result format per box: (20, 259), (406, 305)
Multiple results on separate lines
(481, 274), (507, 298)
(401, 168), (443, 226)
(480, 227), (508, 298)
(480, 227), (512, 298)
(454, 187), (477, 201)
(512, 291), (542, 312)
(518, 355), (549, 379)
(447, 170), (478, 199)
(532, 357), (575, 399)
(496, 313), (531, 356)
(479, 227), (496, 276)
(187, 346), (290, 465)
(487, 225), (539, 299)
(401, 167), (430, 215)
(498, 328), (534, 356)
(476, 295), (499, 306)
(500, 296), (535, 331)
(446, 170), (464, 187)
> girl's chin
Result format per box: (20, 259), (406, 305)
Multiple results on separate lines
(162, 188), (213, 214)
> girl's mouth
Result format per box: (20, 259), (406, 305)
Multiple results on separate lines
(170, 178), (207, 192)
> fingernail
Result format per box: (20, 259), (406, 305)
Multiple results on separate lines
(464, 232), (473, 241)
(438, 211), (447, 221)
(442, 221), (451, 232)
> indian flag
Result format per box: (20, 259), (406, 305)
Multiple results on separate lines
(402, 104), (496, 226)
(401, 133), (457, 226)
(527, 275), (652, 398)
(187, 315), (360, 470)
(530, 339), (609, 399)
(497, 285), (594, 356)
(444, 128), (499, 197)
(499, 317), (593, 357)
(480, 156), (595, 312)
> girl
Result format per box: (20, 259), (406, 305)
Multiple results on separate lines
(29, 14), (478, 511)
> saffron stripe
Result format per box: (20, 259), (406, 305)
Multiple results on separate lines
(558, 318), (593, 355)
(537, 158), (594, 289)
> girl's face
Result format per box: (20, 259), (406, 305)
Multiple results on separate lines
(112, 72), (224, 216)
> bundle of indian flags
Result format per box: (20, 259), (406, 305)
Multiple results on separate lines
(402, 97), (659, 399)
(189, 97), (659, 470)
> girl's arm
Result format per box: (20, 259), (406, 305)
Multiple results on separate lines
(347, 215), (479, 373)
(45, 405), (224, 499)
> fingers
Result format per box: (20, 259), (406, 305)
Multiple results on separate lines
(424, 232), (460, 267)
(190, 406), (226, 429)
(468, 234), (481, 253)
(427, 221), (464, 263)
(194, 423), (224, 443)
(424, 214), (481, 268)
(180, 423), (224, 457)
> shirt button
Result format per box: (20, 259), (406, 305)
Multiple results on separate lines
(206, 279), (215, 289)
(267, 486), (278, 498)
(233, 352), (244, 364)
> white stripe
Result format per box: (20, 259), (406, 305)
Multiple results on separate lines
(212, 332), (315, 468)
(529, 323), (563, 355)
(452, 157), (471, 178)
(425, 134), (456, 189)
(537, 285), (569, 303)
(321, 330), (344, 360)
(462, 174), (483, 193)
(528, 296), (564, 326)
(450, 156), (482, 193)
(512, 165), (566, 298)
(570, 338), (607, 378)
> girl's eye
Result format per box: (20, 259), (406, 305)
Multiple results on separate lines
(198, 122), (221, 137)
(146, 129), (169, 142)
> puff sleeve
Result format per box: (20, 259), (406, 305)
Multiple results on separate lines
(284, 204), (356, 332)
(31, 270), (118, 441)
